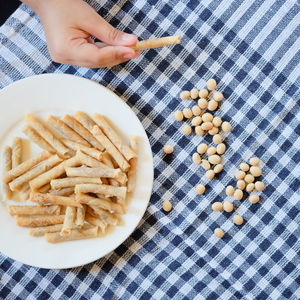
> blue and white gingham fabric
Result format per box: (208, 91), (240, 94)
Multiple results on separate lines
(1, 0), (300, 299)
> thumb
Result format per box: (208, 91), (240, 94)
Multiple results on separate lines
(82, 13), (137, 46)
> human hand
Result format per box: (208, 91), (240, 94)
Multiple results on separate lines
(22, 0), (140, 68)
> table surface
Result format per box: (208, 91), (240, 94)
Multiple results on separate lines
(0, 0), (299, 299)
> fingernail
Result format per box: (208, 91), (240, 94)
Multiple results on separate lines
(123, 53), (135, 59)
(121, 33), (136, 44)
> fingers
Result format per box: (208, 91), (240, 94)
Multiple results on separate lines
(81, 12), (137, 46)
(54, 39), (140, 68)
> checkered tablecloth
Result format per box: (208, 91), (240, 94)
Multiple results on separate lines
(1, 0), (300, 299)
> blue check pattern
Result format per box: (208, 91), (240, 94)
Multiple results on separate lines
(1, 0), (300, 299)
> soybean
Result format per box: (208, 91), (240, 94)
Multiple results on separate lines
(190, 88), (199, 99)
(163, 144), (174, 154)
(216, 143), (226, 155)
(198, 98), (208, 109)
(235, 171), (246, 180)
(163, 200), (172, 212)
(234, 189), (243, 200)
(192, 116), (202, 126)
(199, 89), (209, 98)
(192, 105), (201, 116)
(201, 159), (211, 170)
(208, 127), (219, 135)
(206, 170), (215, 179)
(233, 215), (243, 225)
(192, 153), (201, 164)
(244, 174), (254, 183)
(236, 180), (246, 190)
(212, 202), (223, 211)
(250, 166), (261, 177)
(197, 143), (208, 154)
(208, 100), (218, 111)
(240, 163), (249, 172)
(255, 181), (264, 191)
(202, 113), (213, 122)
(201, 122), (213, 131)
(183, 108), (193, 119)
(213, 134), (222, 145)
(213, 92), (223, 102)
(174, 110), (184, 121)
(195, 126), (204, 136)
(226, 185), (234, 196)
(212, 116), (222, 127)
(222, 121), (231, 132)
(250, 157), (260, 166)
(214, 164), (223, 173)
(249, 194), (259, 204)
(180, 91), (190, 100)
(208, 155), (221, 165)
(207, 146), (217, 156)
(195, 184), (205, 195)
(246, 183), (255, 192)
(214, 228), (224, 238)
(223, 201), (234, 212)
(207, 78), (217, 91)
(182, 124), (192, 135)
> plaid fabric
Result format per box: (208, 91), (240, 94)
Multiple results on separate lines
(1, 0), (300, 299)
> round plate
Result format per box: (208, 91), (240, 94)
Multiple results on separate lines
(0, 74), (153, 269)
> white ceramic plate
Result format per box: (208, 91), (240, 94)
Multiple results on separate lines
(0, 74), (153, 269)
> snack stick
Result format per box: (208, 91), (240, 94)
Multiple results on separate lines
(66, 166), (121, 179)
(76, 193), (124, 214)
(75, 183), (127, 200)
(73, 111), (104, 149)
(15, 214), (65, 227)
(29, 156), (80, 191)
(45, 226), (98, 243)
(19, 184), (31, 201)
(51, 176), (102, 190)
(2, 146), (13, 200)
(3, 151), (50, 184)
(25, 114), (70, 157)
(62, 139), (103, 160)
(7, 205), (60, 216)
(22, 126), (55, 153)
(39, 183), (51, 193)
(72, 111), (108, 152)
(131, 35), (181, 50)
(76, 151), (127, 184)
(85, 213), (107, 233)
(92, 126), (130, 172)
(30, 192), (82, 207)
(47, 115), (91, 147)
(93, 113), (136, 161)
(9, 155), (62, 191)
(76, 150), (108, 168)
(102, 152), (127, 186)
(12, 137), (22, 168)
(127, 136), (138, 192)
(29, 223), (92, 237)
(63, 115), (104, 151)
(75, 205), (86, 226)
(88, 206), (119, 226)
(61, 206), (76, 236)
(74, 111), (97, 131)
(50, 187), (74, 197)
(29, 224), (64, 236)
